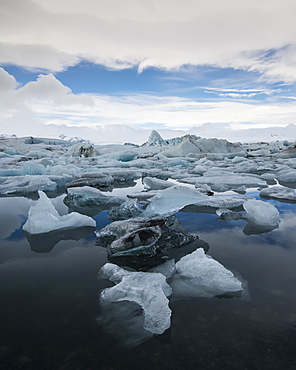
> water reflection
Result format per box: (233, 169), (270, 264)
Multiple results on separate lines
(23, 226), (96, 253)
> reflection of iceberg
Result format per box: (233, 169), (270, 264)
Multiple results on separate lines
(23, 190), (96, 234)
(99, 263), (172, 335)
(23, 226), (95, 253)
(97, 300), (154, 348)
(242, 199), (280, 235)
(98, 249), (244, 347)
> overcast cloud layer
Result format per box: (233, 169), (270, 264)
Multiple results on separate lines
(1, 0), (296, 81)
(0, 0), (296, 142)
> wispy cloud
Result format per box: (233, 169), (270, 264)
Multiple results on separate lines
(1, 68), (296, 142)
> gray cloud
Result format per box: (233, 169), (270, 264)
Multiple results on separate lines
(0, 0), (296, 81)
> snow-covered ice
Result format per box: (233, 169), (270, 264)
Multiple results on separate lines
(23, 190), (96, 234)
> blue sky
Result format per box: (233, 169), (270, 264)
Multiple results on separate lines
(1, 0), (296, 143)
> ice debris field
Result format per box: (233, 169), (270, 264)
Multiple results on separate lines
(1, 130), (296, 338)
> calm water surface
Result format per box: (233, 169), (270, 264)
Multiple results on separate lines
(1, 187), (296, 370)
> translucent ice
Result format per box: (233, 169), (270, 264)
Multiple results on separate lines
(184, 174), (267, 192)
(145, 185), (208, 217)
(171, 248), (242, 298)
(99, 263), (172, 334)
(64, 186), (125, 209)
(108, 199), (143, 221)
(23, 191), (96, 234)
(0, 175), (57, 195)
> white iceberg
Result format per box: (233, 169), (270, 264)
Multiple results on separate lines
(170, 248), (243, 298)
(260, 186), (296, 202)
(99, 263), (172, 335)
(142, 176), (174, 190)
(145, 185), (208, 217)
(242, 199), (280, 228)
(0, 175), (57, 195)
(64, 186), (126, 208)
(181, 174), (267, 192)
(23, 190), (96, 234)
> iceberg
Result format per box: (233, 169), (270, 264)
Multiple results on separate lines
(96, 216), (198, 269)
(182, 195), (253, 213)
(0, 175), (57, 196)
(108, 199), (143, 221)
(242, 199), (280, 228)
(142, 176), (175, 190)
(181, 174), (267, 192)
(23, 191), (96, 234)
(64, 186), (125, 209)
(145, 185), (208, 217)
(170, 249), (243, 298)
(260, 186), (296, 202)
(99, 263), (172, 335)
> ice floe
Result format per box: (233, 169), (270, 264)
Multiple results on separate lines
(170, 249), (243, 298)
(23, 190), (96, 234)
(145, 185), (208, 217)
(260, 186), (296, 202)
(99, 263), (172, 335)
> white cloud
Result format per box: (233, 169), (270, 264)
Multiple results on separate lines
(1, 68), (296, 143)
(1, 0), (296, 82)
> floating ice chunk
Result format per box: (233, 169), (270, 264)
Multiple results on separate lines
(0, 175), (57, 195)
(191, 165), (206, 175)
(66, 143), (96, 157)
(64, 186), (125, 208)
(277, 169), (296, 183)
(96, 215), (198, 269)
(109, 150), (138, 162)
(108, 199), (143, 221)
(242, 199), (280, 228)
(171, 249), (242, 298)
(127, 191), (158, 202)
(21, 162), (46, 175)
(145, 185), (208, 217)
(150, 259), (176, 279)
(183, 175), (267, 192)
(216, 209), (242, 221)
(23, 191), (96, 234)
(260, 186), (296, 202)
(182, 195), (253, 213)
(99, 263), (172, 334)
(142, 176), (174, 190)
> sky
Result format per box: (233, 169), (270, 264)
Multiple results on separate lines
(1, 0), (296, 144)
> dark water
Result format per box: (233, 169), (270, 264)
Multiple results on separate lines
(1, 190), (296, 370)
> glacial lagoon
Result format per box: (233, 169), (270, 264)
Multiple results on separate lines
(1, 133), (296, 369)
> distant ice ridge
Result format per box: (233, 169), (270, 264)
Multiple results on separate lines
(23, 191), (96, 234)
